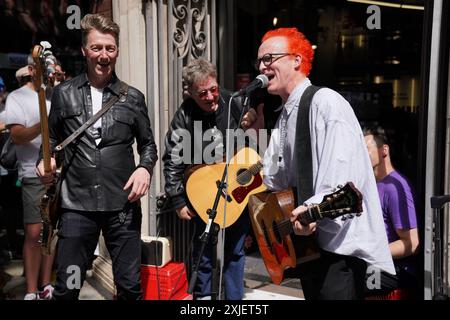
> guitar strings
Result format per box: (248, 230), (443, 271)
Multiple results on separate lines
(267, 189), (357, 237)
(234, 161), (263, 186)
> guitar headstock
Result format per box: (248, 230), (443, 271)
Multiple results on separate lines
(32, 41), (56, 89)
(316, 182), (363, 221)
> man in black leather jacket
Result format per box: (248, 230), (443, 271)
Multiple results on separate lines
(37, 14), (157, 300)
(163, 58), (262, 300)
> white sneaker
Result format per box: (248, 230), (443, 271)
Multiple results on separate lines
(24, 292), (39, 300)
(38, 284), (54, 300)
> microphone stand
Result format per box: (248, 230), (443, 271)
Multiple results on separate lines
(187, 93), (251, 300)
(187, 168), (227, 300)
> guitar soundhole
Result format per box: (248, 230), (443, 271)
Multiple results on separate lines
(262, 222), (273, 253)
(236, 168), (251, 185)
(272, 220), (282, 244)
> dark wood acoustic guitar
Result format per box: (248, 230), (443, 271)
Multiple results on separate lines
(248, 182), (363, 285)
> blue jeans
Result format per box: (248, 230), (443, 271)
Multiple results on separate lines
(192, 211), (249, 300)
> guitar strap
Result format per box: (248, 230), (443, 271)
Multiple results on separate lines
(55, 81), (129, 152)
(295, 85), (322, 204)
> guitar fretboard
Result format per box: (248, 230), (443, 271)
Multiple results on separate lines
(236, 161), (263, 185)
(249, 161), (263, 175)
(274, 205), (321, 236)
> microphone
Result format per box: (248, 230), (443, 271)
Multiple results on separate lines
(232, 74), (269, 98)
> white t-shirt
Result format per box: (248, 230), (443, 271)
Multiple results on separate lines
(90, 86), (103, 145)
(263, 79), (395, 275)
(5, 85), (50, 179)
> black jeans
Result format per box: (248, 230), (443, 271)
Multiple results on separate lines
(297, 249), (367, 300)
(365, 264), (420, 299)
(53, 204), (142, 300)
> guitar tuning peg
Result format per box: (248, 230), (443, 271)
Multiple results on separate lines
(347, 214), (354, 219)
(356, 212), (362, 217)
(337, 184), (343, 189)
(341, 216), (347, 221)
(45, 57), (57, 70)
(40, 41), (52, 50)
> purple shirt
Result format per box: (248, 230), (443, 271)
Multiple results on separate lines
(377, 170), (418, 274)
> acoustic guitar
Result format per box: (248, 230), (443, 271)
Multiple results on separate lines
(248, 182), (363, 285)
(185, 147), (266, 228)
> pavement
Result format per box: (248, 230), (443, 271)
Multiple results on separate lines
(0, 259), (109, 300)
(0, 252), (303, 300)
(243, 252), (304, 300)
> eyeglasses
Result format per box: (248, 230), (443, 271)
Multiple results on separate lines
(254, 53), (295, 70)
(196, 85), (219, 100)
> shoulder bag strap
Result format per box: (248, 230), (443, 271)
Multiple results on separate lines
(55, 81), (129, 152)
(295, 85), (322, 204)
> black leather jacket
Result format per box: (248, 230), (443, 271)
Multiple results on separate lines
(162, 89), (243, 210)
(42, 73), (158, 212)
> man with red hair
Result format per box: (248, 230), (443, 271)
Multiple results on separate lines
(257, 27), (395, 299)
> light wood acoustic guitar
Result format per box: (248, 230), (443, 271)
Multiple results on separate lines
(248, 182), (363, 285)
(185, 147), (266, 228)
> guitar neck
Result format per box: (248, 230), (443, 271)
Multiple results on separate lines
(249, 161), (263, 175)
(38, 87), (51, 172)
(278, 205), (322, 237)
(282, 203), (355, 236)
(33, 45), (51, 173)
(298, 205), (322, 225)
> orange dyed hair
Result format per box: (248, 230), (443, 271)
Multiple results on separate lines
(261, 27), (314, 76)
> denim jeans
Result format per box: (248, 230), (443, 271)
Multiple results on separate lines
(192, 211), (249, 300)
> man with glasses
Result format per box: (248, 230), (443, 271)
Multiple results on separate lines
(257, 27), (395, 299)
(163, 58), (261, 300)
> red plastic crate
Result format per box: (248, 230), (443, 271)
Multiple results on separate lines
(366, 288), (409, 300)
(172, 291), (193, 300)
(141, 262), (188, 300)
